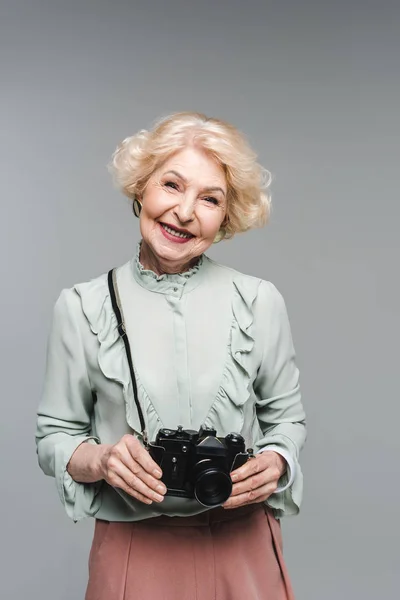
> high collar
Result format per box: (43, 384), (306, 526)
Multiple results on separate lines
(131, 241), (206, 296)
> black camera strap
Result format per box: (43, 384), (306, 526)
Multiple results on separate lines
(107, 268), (148, 444)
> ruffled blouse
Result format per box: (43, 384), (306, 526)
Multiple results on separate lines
(36, 243), (306, 522)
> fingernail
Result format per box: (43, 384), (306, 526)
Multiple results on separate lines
(231, 474), (238, 482)
(154, 494), (164, 503)
(156, 483), (167, 494)
(153, 469), (162, 478)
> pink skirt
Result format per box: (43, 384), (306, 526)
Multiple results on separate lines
(85, 503), (295, 600)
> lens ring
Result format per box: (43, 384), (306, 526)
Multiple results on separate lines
(194, 467), (232, 507)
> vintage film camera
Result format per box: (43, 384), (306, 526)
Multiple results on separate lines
(148, 425), (254, 507)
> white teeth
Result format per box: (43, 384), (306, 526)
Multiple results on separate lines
(161, 224), (192, 239)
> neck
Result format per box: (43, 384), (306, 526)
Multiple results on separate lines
(139, 240), (200, 275)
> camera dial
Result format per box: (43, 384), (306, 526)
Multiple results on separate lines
(225, 432), (243, 443)
(159, 428), (176, 438)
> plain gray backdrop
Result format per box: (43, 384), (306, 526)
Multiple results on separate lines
(1, 1), (399, 598)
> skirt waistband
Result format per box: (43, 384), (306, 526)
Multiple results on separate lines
(107, 503), (266, 528)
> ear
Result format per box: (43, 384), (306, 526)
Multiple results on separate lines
(221, 214), (229, 228)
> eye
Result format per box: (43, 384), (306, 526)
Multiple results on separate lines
(203, 196), (219, 205)
(164, 181), (179, 190)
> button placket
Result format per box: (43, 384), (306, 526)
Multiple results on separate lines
(168, 284), (184, 300)
(165, 292), (191, 425)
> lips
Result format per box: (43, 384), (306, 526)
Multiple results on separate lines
(160, 222), (195, 239)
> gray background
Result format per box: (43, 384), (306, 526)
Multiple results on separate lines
(1, 0), (399, 598)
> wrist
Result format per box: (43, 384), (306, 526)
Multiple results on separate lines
(270, 451), (287, 476)
(97, 444), (112, 481)
(67, 441), (110, 483)
(278, 455), (287, 476)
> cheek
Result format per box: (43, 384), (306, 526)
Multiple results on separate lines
(142, 188), (172, 219)
(199, 210), (225, 237)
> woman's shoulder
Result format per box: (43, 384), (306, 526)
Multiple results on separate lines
(203, 257), (288, 341)
(204, 256), (283, 305)
(54, 260), (131, 334)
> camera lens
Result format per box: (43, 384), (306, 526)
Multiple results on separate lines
(193, 461), (232, 507)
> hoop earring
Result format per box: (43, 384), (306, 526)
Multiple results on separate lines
(133, 198), (142, 218)
(213, 229), (225, 244)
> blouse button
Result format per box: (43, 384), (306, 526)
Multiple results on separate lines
(173, 287), (178, 292)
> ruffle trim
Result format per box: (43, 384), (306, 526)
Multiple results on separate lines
(75, 269), (262, 445)
(57, 436), (102, 522)
(74, 273), (161, 438)
(204, 274), (261, 434)
(134, 240), (204, 282)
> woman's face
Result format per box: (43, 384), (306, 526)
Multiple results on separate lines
(139, 146), (228, 271)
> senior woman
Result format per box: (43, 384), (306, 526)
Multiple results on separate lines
(36, 112), (306, 600)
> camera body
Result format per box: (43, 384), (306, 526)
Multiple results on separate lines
(148, 425), (253, 507)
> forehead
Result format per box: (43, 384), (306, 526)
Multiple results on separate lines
(158, 147), (227, 189)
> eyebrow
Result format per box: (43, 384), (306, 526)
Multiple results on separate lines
(163, 170), (226, 197)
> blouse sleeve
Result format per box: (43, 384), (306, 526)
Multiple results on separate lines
(253, 281), (307, 517)
(35, 288), (102, 522)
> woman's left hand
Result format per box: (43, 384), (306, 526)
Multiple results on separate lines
(222, 451), (287, 509)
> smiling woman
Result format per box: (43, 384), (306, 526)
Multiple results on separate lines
(109, 111), (271, 245)
(135, 145), (228, 274)
(36, 111), (306, 600)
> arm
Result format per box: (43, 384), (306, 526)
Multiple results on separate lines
(253, 281), (307, 515)
(35, 288), (102, 522)
(36, 288), (167, 521)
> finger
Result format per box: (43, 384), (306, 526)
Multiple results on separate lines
(123, 436), (163, 478)
(231, 452), (279, 483)
(117, 446), (167, 496)
(118, 463), (165, 503)
(108, 462), (165, 503)
(110, 473), (154, 505)
(230, 471), (270, 497)
(223, 482), (277, 509)
(230, 465), (281, 496)
(230, 455), (263, 483)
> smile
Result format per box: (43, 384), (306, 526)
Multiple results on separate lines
(160, 223), (194, 240)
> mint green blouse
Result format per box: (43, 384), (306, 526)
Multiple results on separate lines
(36, 243), (306, 522)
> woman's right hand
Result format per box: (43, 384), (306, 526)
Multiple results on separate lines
(99, 434), (167, 505)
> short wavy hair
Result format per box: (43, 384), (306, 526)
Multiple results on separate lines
(109, 112), (271, 241)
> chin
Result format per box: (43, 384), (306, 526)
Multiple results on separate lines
(144, 227), (207, 262)
(153, 239), (193, 257)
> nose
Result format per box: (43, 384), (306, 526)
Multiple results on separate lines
(173, 194), (195, 224)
